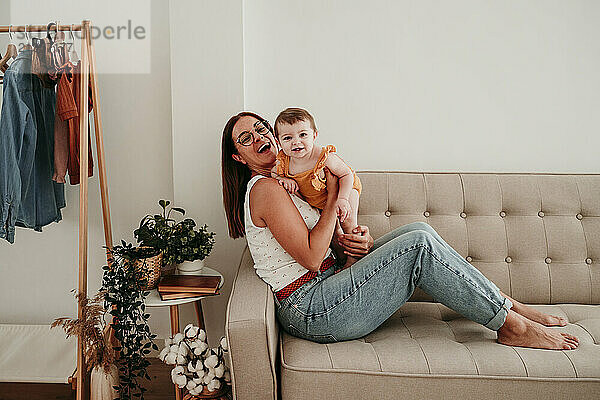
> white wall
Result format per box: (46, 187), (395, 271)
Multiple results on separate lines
(168, 0), (245, 346)
(244, 0), (600, 173)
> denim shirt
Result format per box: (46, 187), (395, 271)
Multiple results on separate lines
(0, 50), (65, 243)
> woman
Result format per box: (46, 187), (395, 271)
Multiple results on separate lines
(221, 111), (578, 350)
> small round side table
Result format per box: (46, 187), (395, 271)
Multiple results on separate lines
(146, 266), (224, 400)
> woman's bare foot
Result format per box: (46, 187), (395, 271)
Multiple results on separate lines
(501, 292), (568, 327)
(497, 310), (579, 350)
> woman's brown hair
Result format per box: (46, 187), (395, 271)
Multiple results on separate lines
(221, 111), (272, 239)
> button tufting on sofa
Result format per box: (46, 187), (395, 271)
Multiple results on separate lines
(577, 213), (584, 220)
(586, 258), (593, 264)
(545, 257), (552, 264)
(538, 211), (545, 217)
(423, 211), (430, 217)
(505, 256), (512, 263)
(384, 210), (391, 217)
(460, 212), (467, 218)
(466, 256), (473, 262)
(499, 210), (506, 217)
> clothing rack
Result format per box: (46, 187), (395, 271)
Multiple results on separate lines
(0, 21), (113, 400)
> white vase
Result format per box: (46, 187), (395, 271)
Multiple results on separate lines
(177, 259), (205, 275)
(90, 364), (119, 400)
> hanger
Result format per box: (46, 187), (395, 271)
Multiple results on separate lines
(0, 25), (18, 73)
(50, 20), (68, 70)
(68, 24), (79, 63)
(46, 21), (56, 45)
(23, 25), (33, 50)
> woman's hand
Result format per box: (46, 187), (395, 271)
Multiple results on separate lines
(324, 167), (339, 201)
(337, 225), (374, 259)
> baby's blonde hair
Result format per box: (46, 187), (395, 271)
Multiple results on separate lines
(274, 107), (317, 138)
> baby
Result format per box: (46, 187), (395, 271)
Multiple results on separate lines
(271, 107), (362, 269)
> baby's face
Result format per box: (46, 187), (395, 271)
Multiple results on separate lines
(276, 119), (317, 159)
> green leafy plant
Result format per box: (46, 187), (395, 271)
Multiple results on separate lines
(102, 241), (159, 400)
(133, 200), (216, 266)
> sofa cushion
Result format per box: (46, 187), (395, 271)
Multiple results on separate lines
(280, 302), (600, 399)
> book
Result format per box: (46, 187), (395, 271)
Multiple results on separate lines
(157, 274), (221, 294)
(159, 290), (220, 301)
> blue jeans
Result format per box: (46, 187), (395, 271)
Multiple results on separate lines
(274, 222), (513, 344)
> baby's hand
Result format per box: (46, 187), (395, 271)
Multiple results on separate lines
(335, 197), (351, 223)
(277, 177), (299, 194)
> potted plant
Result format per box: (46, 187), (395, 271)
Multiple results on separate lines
(52, 290), (119, 400)
(158, 324), (231, 399)
(134, 200), (216, 275)
(102, 245), (159, 400)
(107, 241), (163, 290)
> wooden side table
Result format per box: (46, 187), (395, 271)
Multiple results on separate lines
(146, 267), (224, 400)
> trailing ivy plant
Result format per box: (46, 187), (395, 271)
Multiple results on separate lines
(102, 241), (159, 400)
(134, 200), (216, 266)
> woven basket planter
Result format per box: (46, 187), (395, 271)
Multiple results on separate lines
(131, 248), (163, 290)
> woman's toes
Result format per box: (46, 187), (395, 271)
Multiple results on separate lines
(557, 316), (568, 326)
(562, 332), (579, 343)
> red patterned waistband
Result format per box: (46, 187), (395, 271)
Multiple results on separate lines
(275, 256), (336, 302)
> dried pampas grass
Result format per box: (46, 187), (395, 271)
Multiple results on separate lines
(52, 290), (115, 373)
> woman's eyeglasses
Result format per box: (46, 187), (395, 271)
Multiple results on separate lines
(236, 121), (270, 146)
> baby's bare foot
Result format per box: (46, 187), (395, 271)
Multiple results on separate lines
(497, 310), (579, 350)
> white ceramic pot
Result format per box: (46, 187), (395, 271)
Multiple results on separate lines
(177, 259), (205, 275)
(90, 364), (119, 400)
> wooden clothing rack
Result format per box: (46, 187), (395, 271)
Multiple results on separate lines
(0, 21), (113, 400)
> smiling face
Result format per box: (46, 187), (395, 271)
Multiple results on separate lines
(231, 115), (278, 173)
(276, 119), (318, 159)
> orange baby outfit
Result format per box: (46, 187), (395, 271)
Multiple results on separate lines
(275, 145), (362, 210)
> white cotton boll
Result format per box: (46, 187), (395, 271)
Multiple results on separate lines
(177, 343), (189, 356)
(187, 361), (196, 372)
(170, 344), (179, 353)
(185, 324), (199, 338)
(207, 378), (221, 391)
(193, 341), (208, 356)
(198, 329), (206, 342)
(220, 336), (229, 351)
(190, 385), (202, 396)
(174, 374), (187, 388)
(171, 365), (184, 378)
(214, 363), (225, 378)
(173, 332), (184, 344)
(164, 337), (173, 346)
(186, 380), (197, 391)
(171, 365), (184, 381)
(206, 368), (216, 381)
(204, 354), (219, 369)
(176, 353), (187, 365)
(165, 353), (178, 365)
(158, 347), (170, 362)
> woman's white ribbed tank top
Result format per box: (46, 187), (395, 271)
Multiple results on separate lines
(244, 175), (332, 292)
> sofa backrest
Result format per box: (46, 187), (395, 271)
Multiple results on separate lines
(356, 172), (600, 305)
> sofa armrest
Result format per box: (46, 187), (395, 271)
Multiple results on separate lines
(226, 246), (279, 400)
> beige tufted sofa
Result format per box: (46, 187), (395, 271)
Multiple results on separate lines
(225, 172), (600, 400)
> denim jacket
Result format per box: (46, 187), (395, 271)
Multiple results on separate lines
(0, 50), (65, 243)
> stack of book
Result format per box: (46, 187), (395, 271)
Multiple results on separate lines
(157, 274), (221, 301)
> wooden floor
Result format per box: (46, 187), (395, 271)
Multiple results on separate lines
(0, 358), (177, 400)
